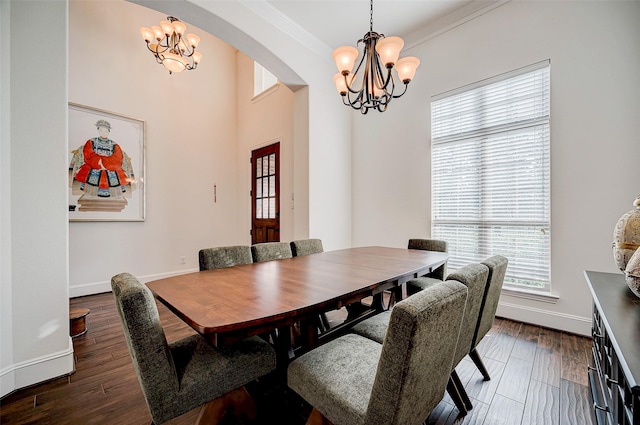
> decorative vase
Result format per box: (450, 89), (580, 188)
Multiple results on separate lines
(613, 194), (640, 272)
(625, 247), (640, 298)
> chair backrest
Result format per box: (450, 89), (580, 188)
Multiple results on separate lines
(290, 239), (323, 257)
(445, 263), (490, 366)
(198, 245), (253, 271)
(111, 272), (179, 422)
(408, 238), (448, 280)
(251, 242), (293, 263)
(365, 280), (468, 425)
(472, 255), (509, 348)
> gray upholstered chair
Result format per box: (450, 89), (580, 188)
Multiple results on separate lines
(469, 255), (509, 380)
(198, 245), (253, 271)
(406, 238), (449, 296)
(251, 242), (293, 263)
(350, 262), (489, 415)
(111, 272), (276, 425)
(290, 238), (323, 257)
(288, 280), (469, 425)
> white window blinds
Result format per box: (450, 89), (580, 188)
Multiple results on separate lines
(431, 61), (551, 290)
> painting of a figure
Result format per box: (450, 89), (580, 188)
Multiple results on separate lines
(69, 103), (145, 221)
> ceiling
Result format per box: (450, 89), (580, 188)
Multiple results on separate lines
(263, 0), (501, 51)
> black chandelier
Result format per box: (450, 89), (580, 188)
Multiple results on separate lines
(139, 17), (202, 74)
(332, 0), (420, 114)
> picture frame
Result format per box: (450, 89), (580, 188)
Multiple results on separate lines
(68, 103), (146, 221)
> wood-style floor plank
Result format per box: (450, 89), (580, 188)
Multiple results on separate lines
(559, 379), (596, 425)
(521, 379), (560, 425)
(0, 292), (595, 425)
(464, 357), (507, 405)
(482, 394), (525, 425)
(531, 346), (562, 388)
(495, 356), (534, 404)
(510, 323), (540, 362)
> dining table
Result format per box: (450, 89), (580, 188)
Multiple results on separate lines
(146, 246), (449, 361)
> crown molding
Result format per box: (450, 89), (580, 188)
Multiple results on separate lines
(239, 0), (333, 61)
(404, 0), (512, 51)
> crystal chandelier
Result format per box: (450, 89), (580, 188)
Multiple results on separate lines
(332, 0), (420, 114)
(139, 17), (202, 74)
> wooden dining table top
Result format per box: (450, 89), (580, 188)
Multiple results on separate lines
(146, 246), (448, 346)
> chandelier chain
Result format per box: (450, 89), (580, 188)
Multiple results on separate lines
(369, 0), (374, 32)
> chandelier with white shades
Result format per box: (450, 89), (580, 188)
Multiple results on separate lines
(139, 17), (202, 74)
(332, 0), (420, 114)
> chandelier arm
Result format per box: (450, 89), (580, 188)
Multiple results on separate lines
(343, 47), (368, 95)
(390, 82), (409, 99)
(146, 42), (169, 56)
(374, 63), (393, 96)
(177, 34), (197, 58)
(344, 88), (365, 110)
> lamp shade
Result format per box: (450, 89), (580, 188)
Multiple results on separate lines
(172, 20), (187, 36)
(333, 73), (347, 95)
(160, 20), (174, 36)
(163, 52), (188, 73)
(151, 26), (164, 40)
(192, 51), (203, 65)
(140, 27), (154, 42)
(332, 46), (358, 74)
(376, 36), (404, 67)
(396, 56), (420, 82)
(186, 33), (200, 48)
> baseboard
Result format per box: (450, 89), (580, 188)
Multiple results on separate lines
(0, 337), (74, 398)
(69, 268), (199, 298)
(496, 301), (592, 336)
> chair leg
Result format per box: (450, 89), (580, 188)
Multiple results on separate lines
(450, 369), (473, 411)
(446, 376), (468, 415)
(469, 348), (491, 380)
(305, 408), (335, 425)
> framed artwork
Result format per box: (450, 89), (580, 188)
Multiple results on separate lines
(68, 103), (146, 221)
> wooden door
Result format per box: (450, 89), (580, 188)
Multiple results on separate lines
(251, 143), (280, 244)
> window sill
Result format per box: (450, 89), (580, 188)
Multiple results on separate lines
(252, 83), (280, 103)
(501, 287), (559, 304)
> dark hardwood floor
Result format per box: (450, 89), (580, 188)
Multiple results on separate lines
(1, 292), (595, 425)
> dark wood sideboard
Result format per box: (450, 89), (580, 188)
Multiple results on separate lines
(585, 271), (640, 425)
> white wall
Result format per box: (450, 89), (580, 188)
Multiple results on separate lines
(351, 0), (640, 335)
(68, 0), (242, 295)
(1, 0), (73, 397)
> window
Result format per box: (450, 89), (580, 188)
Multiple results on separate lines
(431, 61), (551, 291)
(254, 61), (278, 97)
